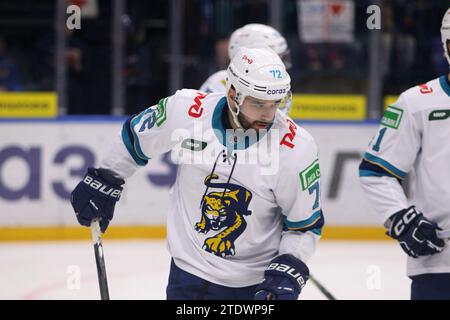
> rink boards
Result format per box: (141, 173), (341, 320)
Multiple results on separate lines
(0, 117), (396, 240)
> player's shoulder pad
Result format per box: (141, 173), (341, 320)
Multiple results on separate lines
(274, 114), (319, 168)
(168, 89), (224, 120)
(393, 77), (442, 114)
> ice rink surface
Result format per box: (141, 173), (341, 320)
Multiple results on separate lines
(0, 240), (411, 300)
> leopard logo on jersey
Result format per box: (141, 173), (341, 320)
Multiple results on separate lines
(194, 174), (252, 257)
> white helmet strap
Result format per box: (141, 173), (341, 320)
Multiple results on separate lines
(227, 98), (244, 129)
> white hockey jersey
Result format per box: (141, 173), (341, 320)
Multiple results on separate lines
(101, 89), (324, 287)
(359, 75), (450, 277)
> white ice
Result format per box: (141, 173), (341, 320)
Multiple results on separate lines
(0, 240), (410, 300)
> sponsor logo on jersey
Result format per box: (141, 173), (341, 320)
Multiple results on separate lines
(299, 159), (321, 191)
(429, 109), (450, 121)
(181, 138), (208, 151)
(381, 106), (403, 129)
(188, 92), (207, 118)
(280, 118), (297, 149)
(418, 84), (433, 94)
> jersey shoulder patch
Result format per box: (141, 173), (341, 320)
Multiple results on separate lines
(393, 77), (443, 115)
(276, 115), (316, 153)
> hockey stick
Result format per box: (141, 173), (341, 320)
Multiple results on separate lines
(91, 219), (110, 300)
(309, 274), (336, 300)
(307, 229), (450, 300)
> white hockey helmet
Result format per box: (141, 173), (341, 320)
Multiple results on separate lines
(441, 8), (450, 66)
(228, 23), (291, 68)
(226, 47), (291, 128)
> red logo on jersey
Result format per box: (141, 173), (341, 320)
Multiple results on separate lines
(242, 54), (253, 64)
(188, 92), (207, 118)
(280, 119), (297, 149)
(418, 84), (433, 94)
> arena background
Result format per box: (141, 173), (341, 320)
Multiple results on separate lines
(3, 0), (447, 241)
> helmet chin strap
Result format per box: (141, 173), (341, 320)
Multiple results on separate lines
(227, 98), (244, 129)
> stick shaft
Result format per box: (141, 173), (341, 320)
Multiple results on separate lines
(91, 220), (110, 300)
(310, 275), (336, 300)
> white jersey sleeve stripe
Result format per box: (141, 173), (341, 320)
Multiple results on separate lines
(363, 152), (407, 180)
(283, 210), (324, 235)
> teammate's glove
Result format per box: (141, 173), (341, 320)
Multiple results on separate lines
(70, 167), (124, 233)
(254, 254), (309, 300)
(386, 206), (445, 258)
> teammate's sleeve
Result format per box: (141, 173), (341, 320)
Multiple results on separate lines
(100, 89), (192, 179)
(199, 71), (227, 93)
(274, 133), (324, 263)
(199, 76), (213, 93)
(359, 93), (421, 223)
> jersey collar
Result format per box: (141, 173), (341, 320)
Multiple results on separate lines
(211, 96), (271, 150)
(439, 75), (450, 97)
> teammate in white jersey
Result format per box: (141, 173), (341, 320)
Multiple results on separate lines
(359, 8), (450, 300)
(200, 24), (292, 115)
(70, 47), (324, 300)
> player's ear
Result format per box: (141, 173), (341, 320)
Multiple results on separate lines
(227, 86), (237, 111)
(227, 86), (236, 101)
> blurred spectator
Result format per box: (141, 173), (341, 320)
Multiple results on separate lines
(32, 28), (88, 113)
(124, 20), (153, 114)
(0, 36), (22, 91)
(432, 37), (449, 75)
(214, 36), (229, 70)
(306, 44), (344, 71)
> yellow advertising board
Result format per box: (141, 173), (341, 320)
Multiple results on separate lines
(0, 92), (57, 118)
(289, 94), (366, 120)
(384, 95), (399, 110)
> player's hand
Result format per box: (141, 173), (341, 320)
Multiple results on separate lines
(254, 254), (309, 300)
(70, 167), (124, 233)
(387, 206), (445, 258)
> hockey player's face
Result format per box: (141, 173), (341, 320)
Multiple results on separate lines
(239, 96), (279, 130)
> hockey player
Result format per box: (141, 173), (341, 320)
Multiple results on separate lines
(200, 23), (292, 115)
(359, 8), (450, 300)
(70, 47), (324, 300)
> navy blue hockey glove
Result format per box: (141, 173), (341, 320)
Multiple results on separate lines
(387, 206), (445, 258)
(70, 167), (124, 233)
(254, 254), (309, 300)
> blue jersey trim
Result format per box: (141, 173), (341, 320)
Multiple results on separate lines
(439, 75), (450, 97)
(363, 152), (406, 180)
(284, 210), (324, 235)
(359, 169), (384, 177)
(211, 97), (271, 150)
(128, 112), (152, 161)
(211, 97), (228, 146)
(121, 120), (148, 166)
(359, 158), (398, 179)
